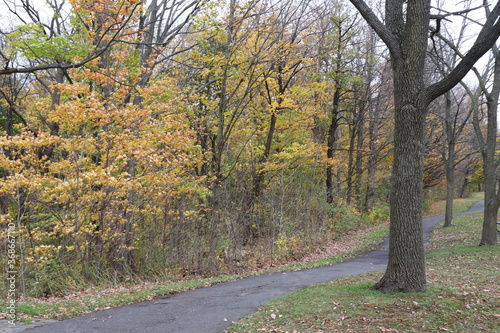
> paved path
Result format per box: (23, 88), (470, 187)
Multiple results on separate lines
(3, 200), (485, 333)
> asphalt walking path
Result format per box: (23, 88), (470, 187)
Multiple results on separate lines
(3, 200), (485, 333)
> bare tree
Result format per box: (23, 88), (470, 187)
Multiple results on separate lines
(433, 0), (500, 243)
(439, 89), (475, 227)
(472, 48), (500, 246)
(427, 0), (482, 228)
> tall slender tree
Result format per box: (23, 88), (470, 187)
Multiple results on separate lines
(473, 49), (500, 246)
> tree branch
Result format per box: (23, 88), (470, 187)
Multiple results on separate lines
(424, 1), (500, 104)
(430, 4), (487, 20)
(348, 0), (401, 57)
(0, 0), (143, 76)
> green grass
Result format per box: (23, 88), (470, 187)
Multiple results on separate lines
(227, 256), (499, 333)
(425, 192), (484, 216)
(227, 196), (499, 333)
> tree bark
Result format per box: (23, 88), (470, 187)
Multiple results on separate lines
(370, 0), (430, 293)
(373, 103), (427, 293)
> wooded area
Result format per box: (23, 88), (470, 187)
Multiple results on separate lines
(0, 0), (498, 297)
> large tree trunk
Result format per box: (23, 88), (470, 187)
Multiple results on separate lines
(373, 104), (427, 293)
(371, 0), (430, 293)
(479, 49), (500, 246)
(481, 194), (499, 246)
(481, 141), (498, 247)
(479, 60), (500, 245)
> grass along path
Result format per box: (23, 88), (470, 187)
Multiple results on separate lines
(1, 222), (391, 324)
(424, 191), (484, 218)
(0, 193), (485, 325)
(227, 194), (499, 333)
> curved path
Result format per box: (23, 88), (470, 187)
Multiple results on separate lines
(6, 200), (484, 333)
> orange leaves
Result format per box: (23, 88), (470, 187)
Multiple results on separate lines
(70, 0), (142, 36)
(0, 40), (205, 284)
(0, 132), (60, 187)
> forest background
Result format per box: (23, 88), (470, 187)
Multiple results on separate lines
(0, 0), (493, 297)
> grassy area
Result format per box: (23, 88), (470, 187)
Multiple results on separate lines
(425, 192), (484, 217)
(227, 196), (499, 333)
